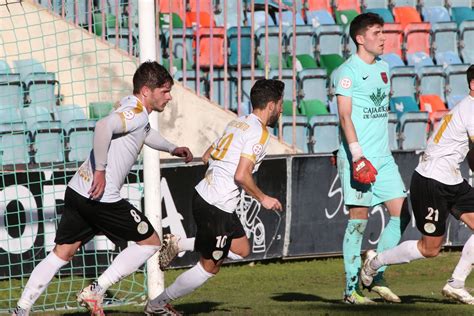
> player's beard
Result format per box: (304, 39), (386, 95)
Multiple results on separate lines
(268, 111), (280, 128)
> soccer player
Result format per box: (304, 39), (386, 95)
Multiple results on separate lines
(361, 65), (474, 305)
(144, 79), (284, 315)
(12, 61), (193, 316)
(334, 13), (409, 304)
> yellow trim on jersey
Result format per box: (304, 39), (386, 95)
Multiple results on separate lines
(119, 112), (126, 133)
(470, 136), (474, 142)
(241, 153), (256, 163)
(434, 114), (453, 144)
(133, 100), (144, 113)
(258, 123), (270, 145)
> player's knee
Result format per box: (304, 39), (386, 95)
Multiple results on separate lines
(240, 248), (250, 258)
(420, 246), (441, 258)
(53, 246), (76, 261)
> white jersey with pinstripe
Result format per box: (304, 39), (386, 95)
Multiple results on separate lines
(68, 95), (149, 202)
(416, 95), (474, 185)
(195, 113), (270, 213)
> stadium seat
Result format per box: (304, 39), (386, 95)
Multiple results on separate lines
(335, 0), (362, 13)
(286, 26), (316, 56)
(363, 0), (390, 9)
(188, 0), (216, 14)
(158, 12), (184, 29)
(0, 131), (30, 165)
(306, 10), (336, 27)
(162, 57), (193, 74)
(459, 21), (474, 64)
(419, 94), (448, 126)
(283, 100), (301, 116)
(451, 7), (474, 26)
(275, 11), (306, 26)
(209, 70), (238, 110)
(255, 26), (287, 60)
(421, 6), (451, 23)
(393, 7), (422, 29)
(390, 96), (420, 118)
(390, 66), (417, 98)
(436, 51), (462, 66)
(57, 104), (87, 124)
(13, 59), (45, 80)
(298, 68), (328, 104)
(21, 106), (64, 163)
(364, 8), (394, 23)
(92, 13), (117, 37)
(381, 53), (405, 69)
(281, 115), (310, 152)
(237, 69), (266, 105)
(0, 104), (23, 125)
(382, 23), (404, 58)
(301, 99), (329, 117)
(306, 0), (333, 15)
(257, 54), (291, 70)
(64, 119), (95, 162)
(0, 60), (11, 74)
(228, 27), (253, 68)
(391, 0), (417, 7)
(196, 27), (226, 68)
(448, 0), (472, 7)
(0, 73), (24, 109)
(185, 12), (216, 28)
(174, 70), (208, 96)
(25, 72), (59, 112)
(319, 54), (345, 76)
(159, 0), (186, 21)
(388, 112), (399, 150)
(253, 11), (276, 29)
(418, 65), (447, 103)
(398, 111), (430, 150)
(431, 22), (459, 64)
(295, 54), (318, 69)
(315, 24), (344, 56)
(270, 69), (297, 102)
(404, 23), (431, 56)
(335, 10), (359, 29)
(428, 108), (450, 132)
(309, 114), (340, 153)
(163, 28), (194, 65)
(106, 28), (137, 55)
(445, 64), (470, 108)
(407, 52), (435, 70)
(89, 101), (114, 120)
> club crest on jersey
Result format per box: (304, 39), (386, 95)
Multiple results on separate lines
(252, 144), (263, 155)
(212, 250), (224, 260)
(340, 77), (352, 89)
(424, 223), (436, 234)
(123, 110), (135, 120)
(380, 72), (388, 84)
(137, 221), (149, 234)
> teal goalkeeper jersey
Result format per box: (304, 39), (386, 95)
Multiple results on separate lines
(334, 54), (391, 159)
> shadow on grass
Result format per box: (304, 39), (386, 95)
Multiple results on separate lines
(66, 302), (224, 315)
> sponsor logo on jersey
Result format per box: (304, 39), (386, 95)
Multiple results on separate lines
(380, 72), (388, 84)
(369, 88), (387, 108)
(123, 110), (135, 120)
(340, 77), (352, 89)
(137, 221), (149, 234)
(252, 143), (263, 155)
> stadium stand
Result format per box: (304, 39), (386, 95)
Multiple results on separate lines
(309, 114), (340, 153)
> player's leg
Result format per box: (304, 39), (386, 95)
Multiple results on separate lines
(77, 199), (160, 315)
(14, 188), (91, 315)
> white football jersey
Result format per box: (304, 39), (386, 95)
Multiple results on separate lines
(416, 95), (474, 185)
(69, 95), (150, 202)
(195, 114), (270, 213)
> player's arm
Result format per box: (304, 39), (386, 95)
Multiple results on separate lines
(337, 95), (360, 155)
(234, 157), (282, 211)
(89, 113), (124, 199)
(202, 145), (213, 164)
(145, 128), (193, 163)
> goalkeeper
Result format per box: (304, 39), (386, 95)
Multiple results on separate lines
(333, 13), (409, 305)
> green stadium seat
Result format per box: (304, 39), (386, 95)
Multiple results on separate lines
(283, 100), (300, 116)
(301, 99), (329, 117)
(89, 101), (114, 120)
(335, 10), (359, 29)
(295, 55), (318, 69)
(159, 12), (184, 29)
(319, 54), (344, 76)
(92, 13), (116, 37)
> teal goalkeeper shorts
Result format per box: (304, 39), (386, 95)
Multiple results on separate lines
(337, 155), (407, 207)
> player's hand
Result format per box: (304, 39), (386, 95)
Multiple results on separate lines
(352, 157), (377, 184)
(172, 147), (193, 163)
(261, 195), (283, 212)
(88, 170), (106, 200)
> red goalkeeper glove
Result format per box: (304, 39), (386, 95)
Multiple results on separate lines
(352, 157), (377, 184)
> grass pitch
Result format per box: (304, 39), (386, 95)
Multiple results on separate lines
(6, 251), (474, 315)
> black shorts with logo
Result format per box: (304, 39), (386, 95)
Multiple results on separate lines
(55, 187), (155, 245)
(192, 190), (246, 262)
(410, 171), (474, 237)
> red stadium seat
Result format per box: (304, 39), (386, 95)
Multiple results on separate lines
(383, 23), (404, 58)
(186, 12), (216, 28)
(307, 0), (333, 15)
(335, 0), (361, 14)
(159, 1), (186, 21)
(196, 27), (226, 68)
(188, 0), (214, 14)
(393, 7), (421, 29)
(405, 23), (431, 56)
(419, 94), (448, 129)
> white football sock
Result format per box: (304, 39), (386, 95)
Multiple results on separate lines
(17, 251), (68, 309)
(449, 235), (474, 289)
(178, 237), (195, 252)
(97, 244), (159, 294)
(227, 250), (243, 260)
(371, 240), (425, 270)
(150, 262), (214, 306)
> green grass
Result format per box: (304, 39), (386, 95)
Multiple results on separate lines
(4, 251), (474, 315)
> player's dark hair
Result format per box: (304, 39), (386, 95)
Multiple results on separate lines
(250, 79), (285, 110)
(133, 61), (174, 94)
(467, 64), (474, 88)
(350, 12), (385, 47)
